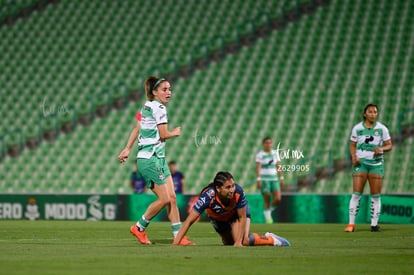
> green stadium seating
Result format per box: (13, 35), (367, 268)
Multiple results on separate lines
(0, 0), (413, 194)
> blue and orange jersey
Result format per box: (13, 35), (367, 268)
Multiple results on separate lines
(193, 184), (247, 222)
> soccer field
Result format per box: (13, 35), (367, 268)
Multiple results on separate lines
(0, 221), (413, 275)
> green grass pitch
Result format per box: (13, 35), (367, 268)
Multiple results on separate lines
(0, 221), (413, 275)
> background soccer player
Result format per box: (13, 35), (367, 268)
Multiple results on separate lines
(345, 104), (392, 232)
(256, 137), (284, 223)
(173, 171), (290, 247)
(118, 76), (191, 245)
(169, 160), (185, 194)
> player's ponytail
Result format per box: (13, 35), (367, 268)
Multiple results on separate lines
(144, 76), (166, 101)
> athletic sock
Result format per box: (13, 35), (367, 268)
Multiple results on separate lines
(248, 233), (274, 246)
(349, 192), (361, 225)
(370, 195), (381, 226)
(136, 215), (150, 231)
(264, 209), (272, 222)
(171, 222), (182, 237)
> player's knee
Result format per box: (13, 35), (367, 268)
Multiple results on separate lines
(272, 196), (281, 205)
(168, 194), (177, 206)
(158, 196), (171, 206)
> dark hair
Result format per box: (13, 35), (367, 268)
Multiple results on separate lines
(363, 103), (378, 121)
(144, 76), (167, 101)
(262, 136), (272, 144)
(200, 171), (234, 194)
(169, 160), (176, 165)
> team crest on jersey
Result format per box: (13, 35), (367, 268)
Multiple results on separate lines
(207, 189), (215, 198)
(374, 130), (379, 136)
(212, 204), (224, 214)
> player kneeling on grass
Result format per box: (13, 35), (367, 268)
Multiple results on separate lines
(173, 171), (290, 247)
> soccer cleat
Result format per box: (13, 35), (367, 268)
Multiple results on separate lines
(265, 232), (291, 247)
(344, 224), (355, 232)
(265, 219), (273, 224)
(130, 225), (152, 245)
(371, 225), (381, 232)
(179, 236), (195, 246)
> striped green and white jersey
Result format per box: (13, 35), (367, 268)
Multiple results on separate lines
(256, 150), (280, 181)
(350, 121), (391, 166)
(137, 100), (168, 159)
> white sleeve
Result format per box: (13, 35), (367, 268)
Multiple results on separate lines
(350, 125), (358, 142)
(154, 104), (168, 125)
(382, 125), (391, 141)
(255, 152), (261, 163)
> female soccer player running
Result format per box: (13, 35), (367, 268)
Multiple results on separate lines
(344, 104), (392, 232)
(173, 171), (290, 247)
(256, 137), (284, 223)
(118, 76), (192, 245)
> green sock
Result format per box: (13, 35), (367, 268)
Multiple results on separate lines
(171, 222), (182, 237)
(137, 215), (150, 231)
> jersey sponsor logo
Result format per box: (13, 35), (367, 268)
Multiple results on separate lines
(158, 105), (164, 109)
(196, 200), (204, 208)
(357, 143), (376, 151)
(207, 189), (215, 198)
(211, 204), (224, 214)
(212, 204), (221, 210)
(159, 114), (166, 120)
(365, 136), (374, 144)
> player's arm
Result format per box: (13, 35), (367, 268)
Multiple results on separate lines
(157, 123), (181, 140)
(234, 207), (247, 247)
(256, 162), (262, 189)
(350, 141), (359, 165)
(173, 209), (200, 245)
(374, 139), (392, 155)
(118, 120), (140, 163)
(276, 161), (284, 187)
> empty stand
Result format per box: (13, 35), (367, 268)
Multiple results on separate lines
(0, 0), (413, 194)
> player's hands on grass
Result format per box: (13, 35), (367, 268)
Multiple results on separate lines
(118, 148), (130, 163)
